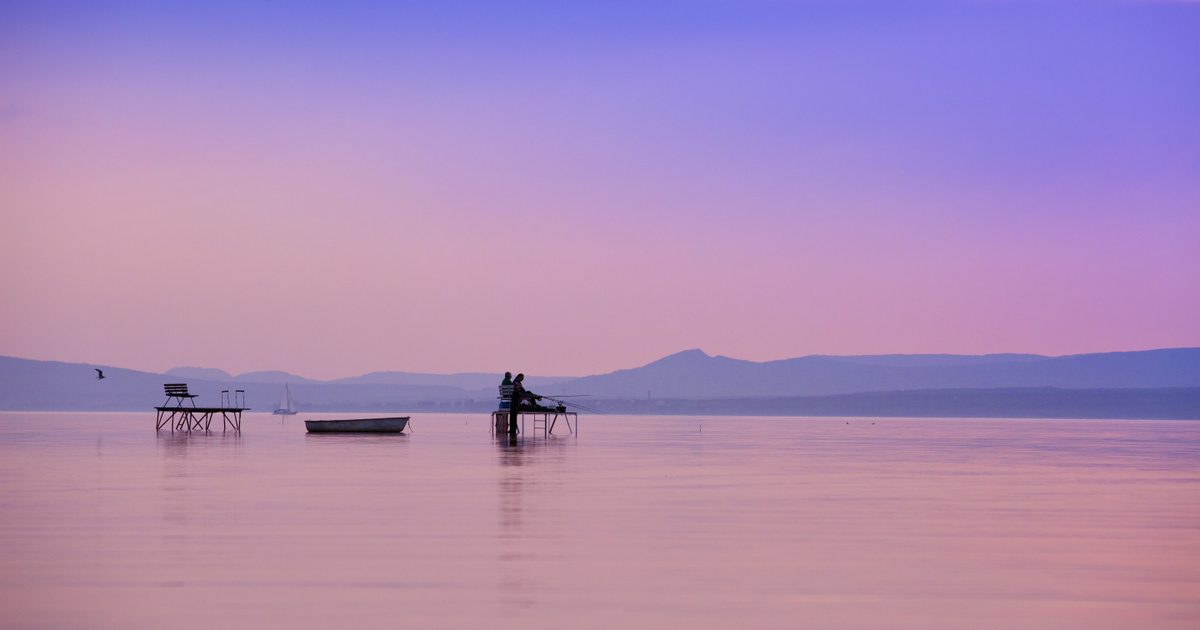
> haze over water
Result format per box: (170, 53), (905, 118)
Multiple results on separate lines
(1, 412), (1196, 629)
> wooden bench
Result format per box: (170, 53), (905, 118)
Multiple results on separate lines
(163, 383), (198, 408)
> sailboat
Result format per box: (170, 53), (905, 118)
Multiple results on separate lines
(273, 383), (299, 416)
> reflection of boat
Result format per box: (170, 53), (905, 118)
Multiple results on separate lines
(305, 417), (409, 434)
(273, 384), (299, 416)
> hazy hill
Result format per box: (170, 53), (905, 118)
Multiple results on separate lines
(165, 367), (233, 381)
(3, 356), (188, 411)
(588, 387), (1200, 420)
(331, 371), (571, 390)
(0, 356), (487, 411)
(3, 348), (1198, 417)
(161, 367), (563, 389)
(166, 367), (319, 384)
(235, 370), (320, 384)
(542, 348), (1200, 399)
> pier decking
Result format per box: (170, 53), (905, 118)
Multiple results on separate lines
(492, 410), (578, 438)
(155, 406), (246, 432)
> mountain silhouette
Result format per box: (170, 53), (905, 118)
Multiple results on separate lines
(2, 348), (1197, 417)
(543, 348), (1200, 398)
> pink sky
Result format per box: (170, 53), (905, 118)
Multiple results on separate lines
(1, 2), (1198, 378)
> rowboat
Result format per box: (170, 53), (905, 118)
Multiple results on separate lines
(304, 416), (409, 434)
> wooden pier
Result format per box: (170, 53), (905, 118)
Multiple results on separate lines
(156, 406), (246, 432)
(155, 383), (246, 433)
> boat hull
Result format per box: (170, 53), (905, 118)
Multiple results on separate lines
(273, 410), (298, 415)
(304, 417), (409, 433)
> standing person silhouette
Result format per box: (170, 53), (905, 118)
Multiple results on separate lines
(508, 374), (527, 435)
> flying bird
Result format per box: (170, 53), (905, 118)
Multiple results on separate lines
(95, 369), (105, 380)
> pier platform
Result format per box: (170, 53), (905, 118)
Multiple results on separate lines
(492, 410), (578, 438)
(156, 406), (246, 432)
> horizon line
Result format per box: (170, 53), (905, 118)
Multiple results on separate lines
(4, 344), (1198, 383)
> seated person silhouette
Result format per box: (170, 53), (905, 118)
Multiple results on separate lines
(507, 373), (554, 434)
(512, 374), (553, 411)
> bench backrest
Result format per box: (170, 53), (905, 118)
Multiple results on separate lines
(498, 384), (514, 410)
(164, 383), (191, 396)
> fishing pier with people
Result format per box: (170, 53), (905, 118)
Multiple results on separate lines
(492, 372), (589, 438)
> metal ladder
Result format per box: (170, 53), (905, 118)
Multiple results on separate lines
(530, 413), (548, 437)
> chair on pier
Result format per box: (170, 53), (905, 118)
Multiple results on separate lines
(494, 384), (516, 433)
(163, 383), (198, 408)
(498, 384), (514, 412)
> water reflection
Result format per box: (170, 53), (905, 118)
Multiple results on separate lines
(1, 413), (1196, 629)
(156, 431), (243, 459)
(495, 434), (529, 606)
(155, 431), (245, 530)
(496, 435), (579, 608)
(497, 435), (528, 530)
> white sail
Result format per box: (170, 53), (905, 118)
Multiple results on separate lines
(274, 384), (298, 414)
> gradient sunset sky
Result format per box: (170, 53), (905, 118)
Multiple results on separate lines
(1, 1), (1197, 378)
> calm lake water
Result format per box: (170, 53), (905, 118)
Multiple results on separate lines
(0, 412), (1197, 629)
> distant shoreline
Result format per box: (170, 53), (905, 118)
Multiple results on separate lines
(4, 350), (1197, 420)
(4, 387), (1196, 420)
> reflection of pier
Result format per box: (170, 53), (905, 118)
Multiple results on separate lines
(154, 384), (246, 433)
(494, 435), (572, 609)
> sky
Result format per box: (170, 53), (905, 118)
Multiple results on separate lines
(1, 1), (1198, 379)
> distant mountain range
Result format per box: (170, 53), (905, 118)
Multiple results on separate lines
(328, 371), (573, 389)
(163, 366), (571, 389)
(1, 348), (1198, 418)
(542, 348), (1200, 398)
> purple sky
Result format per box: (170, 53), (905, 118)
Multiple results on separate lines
(1, 1), (1198, 378)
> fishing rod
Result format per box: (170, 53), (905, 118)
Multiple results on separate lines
(536, 393), (604, 415)
(559, 400), (604, 414)
(563, 400), (605, 414)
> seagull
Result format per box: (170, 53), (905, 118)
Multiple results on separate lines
(95, 369), (105, 380)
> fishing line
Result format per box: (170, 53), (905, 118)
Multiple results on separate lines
(537, 394), (605, 414)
